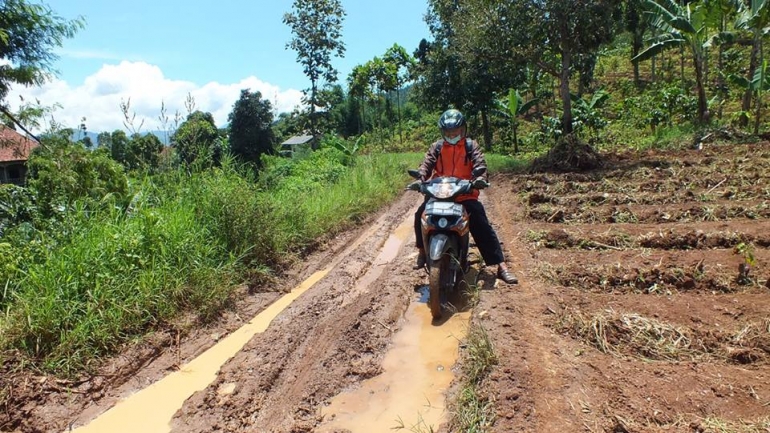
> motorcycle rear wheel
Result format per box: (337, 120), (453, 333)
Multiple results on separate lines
(428, 255), (452, 320)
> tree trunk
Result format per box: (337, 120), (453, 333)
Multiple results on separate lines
(755, 38), (765, 135)
(513, 122), (519, 154)
(359, 91), (365, 134)
(481, 110), (492, 151)
(717, 42), (725, 119)
(754, 90), (762, 135)
(632, 30), (642, 88)
(693, 52), (710, 125)
(680, 45), (686, 90)
(560, 44), (573, 135)
(310, 81), (317, 136)
(396, 87), (403, 145)
(742, 35), (761, 127)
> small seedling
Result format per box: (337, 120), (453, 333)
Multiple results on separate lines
(734, 242), (756, 285)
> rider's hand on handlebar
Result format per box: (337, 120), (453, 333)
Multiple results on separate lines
(472, 178), (489, 189)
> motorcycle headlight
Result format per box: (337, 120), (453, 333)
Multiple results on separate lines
(438, 217), (448, 228)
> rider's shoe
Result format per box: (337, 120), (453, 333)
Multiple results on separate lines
(497, 267), (518, 284)
(413, 250), (427, 270)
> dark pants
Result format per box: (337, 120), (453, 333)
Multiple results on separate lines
(414, 199), (505, 266)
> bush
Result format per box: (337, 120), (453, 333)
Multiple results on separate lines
(26, 139), (128, 217)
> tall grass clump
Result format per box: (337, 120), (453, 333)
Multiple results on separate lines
(449, 323), (498, 432)
(3, 192), (236, 373)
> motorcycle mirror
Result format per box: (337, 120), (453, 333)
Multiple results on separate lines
(471, 167), (487, 178)
(407, 169), (421, 179)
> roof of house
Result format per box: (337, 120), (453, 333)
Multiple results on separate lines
(280, 134), (315, 146)
(0, 127), (39, 163)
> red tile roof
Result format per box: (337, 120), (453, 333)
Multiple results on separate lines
(0, 127), (39, 163)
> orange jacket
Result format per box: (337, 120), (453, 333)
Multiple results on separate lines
(417, 137), (487, 202)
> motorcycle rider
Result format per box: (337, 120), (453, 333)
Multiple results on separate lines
(413, 109), (518, 285)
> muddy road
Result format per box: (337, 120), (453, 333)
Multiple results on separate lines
(4, 141), (770, 433)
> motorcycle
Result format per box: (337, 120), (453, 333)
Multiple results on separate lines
(407, 167), (487, 320)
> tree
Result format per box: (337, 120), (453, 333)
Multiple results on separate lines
(348, 64), (376, 134)
(416, 0), (551, 148)
(383, 44), (417, 143)
(436, 0), (621, 136)
(125, 133), (163, 171)
(98, 130), (130, 164)
(734, 0), (770, 125)
(0, 0), (83, 134)
(634, 0), (717, 125)
(227, 89), (275, 166)
(626, 0), (654, 86)
(26, 135), (128, 217)
(172, 110), (222, 168)
(283, 0), (346, 135)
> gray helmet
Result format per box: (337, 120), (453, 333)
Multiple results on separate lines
(438, 109), (466, 131)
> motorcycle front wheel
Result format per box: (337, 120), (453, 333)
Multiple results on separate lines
(428, 254), (453, 320)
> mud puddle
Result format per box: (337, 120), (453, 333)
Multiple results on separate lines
(70, 269), (331, 433)
(318, 286), (470, 433)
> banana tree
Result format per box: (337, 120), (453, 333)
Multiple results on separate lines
(496, 88), (538, 153)
(633, 0), (716, 125)
(730, 59), (770, 134)
(734, 0), (770, 124)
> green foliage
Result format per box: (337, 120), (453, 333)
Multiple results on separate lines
(635, 0), (715, 124)
(3, 197), (235, 372)
(0, 0), (84, 102)
(172, 110), (223, 169)
(125, 133), (163, 171)
(734, 242), (756, 267)
(496, 88), (540, 152)
(26, 136), (129, 217)
(273, 109), (307, 144)
(325, 134), (361, 160)
(283, 0), (346, 134)
(623, 83), (699, 135)
(97, 130), (129, 163)
(182, 159), (281, 269)
(0, 184), (37, 235)
(571, 90), (610, 137)
(228, 89), (275, 166)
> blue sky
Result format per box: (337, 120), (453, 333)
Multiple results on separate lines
(9, 0), (432, 133)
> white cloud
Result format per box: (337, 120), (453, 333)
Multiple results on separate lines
(8, 61), (304, 134)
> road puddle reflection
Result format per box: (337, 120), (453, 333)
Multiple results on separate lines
(319, 289), (471, 433)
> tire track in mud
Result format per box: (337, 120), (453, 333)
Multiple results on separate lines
(170, 193), (426, 432)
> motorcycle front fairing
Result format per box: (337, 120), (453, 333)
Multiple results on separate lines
(421, 193), (471, 263)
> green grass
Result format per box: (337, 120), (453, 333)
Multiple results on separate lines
(449, 323), (498, 432)
(0, 151), (421, 374)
